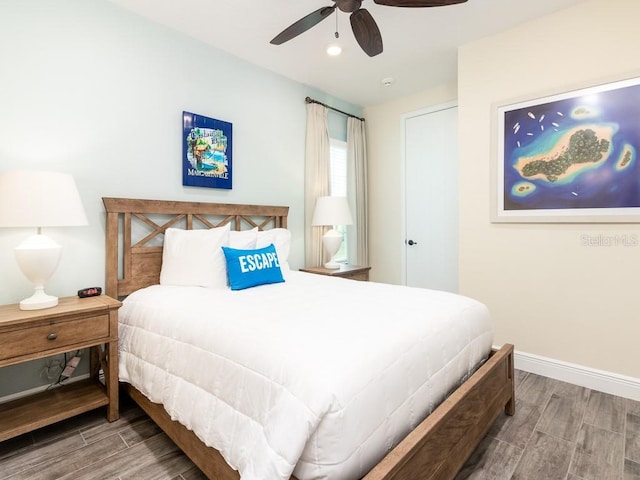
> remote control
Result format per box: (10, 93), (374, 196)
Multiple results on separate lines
(78, 287), (102, 298)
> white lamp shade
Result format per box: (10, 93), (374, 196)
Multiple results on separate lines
(0, 170), (88, 228)
(311, 196), (353, 226)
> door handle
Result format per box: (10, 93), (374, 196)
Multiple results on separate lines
(407, 239), (418, 246)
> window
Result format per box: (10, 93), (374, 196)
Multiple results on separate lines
(330, 138), (347, 197)
(329, 138), (348, 263)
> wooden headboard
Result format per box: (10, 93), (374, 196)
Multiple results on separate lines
(102, 197), (289, 299)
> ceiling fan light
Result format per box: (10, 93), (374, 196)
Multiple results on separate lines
(326, 44), (343, 56)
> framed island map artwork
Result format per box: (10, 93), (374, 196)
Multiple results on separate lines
(182, 111), (232, 189)
(492, 74), (640, 222)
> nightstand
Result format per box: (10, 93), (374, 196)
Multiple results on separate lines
(0, 295), (121, 442)
(299, 264), (371, 281)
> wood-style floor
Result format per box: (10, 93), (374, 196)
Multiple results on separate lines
(1, 370), (639, 480)
(456, 370), (640, 480)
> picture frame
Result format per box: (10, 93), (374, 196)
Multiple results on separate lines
(491, 73), (640, 223)
(182, 111), (232, 190)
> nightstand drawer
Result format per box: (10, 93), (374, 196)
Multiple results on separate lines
(300, 264), (371, 281)
(339, 270), (369, 281)
(0, 314), (110, 361)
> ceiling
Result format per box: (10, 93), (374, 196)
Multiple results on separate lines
(108, 0), (588, 107)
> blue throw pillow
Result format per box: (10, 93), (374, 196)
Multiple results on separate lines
(221, 244), (285, 290)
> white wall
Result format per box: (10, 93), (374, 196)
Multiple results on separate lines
(458, 0), (640, 378)
(365, 0), (640, 382)
(0, 0), (360, 396)
(0, 0), (361, 306)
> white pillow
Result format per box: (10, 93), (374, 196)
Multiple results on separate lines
(160, 224), (230, 288)
(256, 228), (291, 271)
(229, 227), (258, 249)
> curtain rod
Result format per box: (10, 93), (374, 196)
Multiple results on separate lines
(305, 97), (365, 122)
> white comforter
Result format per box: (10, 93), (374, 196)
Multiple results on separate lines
(118, 271), (493, 480)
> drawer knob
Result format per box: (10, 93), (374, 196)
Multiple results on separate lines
(47, 333), (58, 341)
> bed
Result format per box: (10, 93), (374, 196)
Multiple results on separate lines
(103, 197), (514, 480)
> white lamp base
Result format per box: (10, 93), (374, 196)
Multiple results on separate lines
(14, 233), (62, 311)
(322, 229), (343, 270)
(20, 287), (59, 310)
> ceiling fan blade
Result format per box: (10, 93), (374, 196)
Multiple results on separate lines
(350, 9), (383, 57)
(270, 6), (336, 45)
(373, 0), (467, 6)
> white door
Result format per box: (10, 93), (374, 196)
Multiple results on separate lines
(402, 104), (458, 292)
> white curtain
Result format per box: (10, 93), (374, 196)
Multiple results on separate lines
(304, 103), (330, 267)
(347, 116), (368, 266)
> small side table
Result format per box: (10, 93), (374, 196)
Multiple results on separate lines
(0, 295), (121, 442)
(299, 264), (371, 281)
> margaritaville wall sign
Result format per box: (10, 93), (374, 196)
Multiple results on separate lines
(182, 111), (232, 190)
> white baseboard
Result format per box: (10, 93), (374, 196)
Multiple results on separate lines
(0, 373), (90, 405)
(4, 352), (638, 404)
(513, 349), (640, 401)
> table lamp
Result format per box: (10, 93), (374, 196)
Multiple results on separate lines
(0, 170), (88, 310)
(311, 196), (353, 269)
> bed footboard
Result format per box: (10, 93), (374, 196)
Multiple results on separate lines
(122, 344), (514, 480)
(363, 343), (515, 480)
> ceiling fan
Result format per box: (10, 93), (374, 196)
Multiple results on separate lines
(270, 0), (468, 57)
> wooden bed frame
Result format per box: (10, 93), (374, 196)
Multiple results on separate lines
(103, 197), (515, 480)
